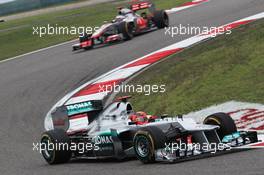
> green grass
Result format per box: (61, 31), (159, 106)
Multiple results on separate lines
(0, 0), (188, 61)
(119, 19), (264, 115)
(0, 0), (87, 16)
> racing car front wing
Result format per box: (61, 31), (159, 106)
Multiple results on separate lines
(154, 131), (259, 162)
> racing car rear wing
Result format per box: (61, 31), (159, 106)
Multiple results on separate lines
(129, 0), (154, 11)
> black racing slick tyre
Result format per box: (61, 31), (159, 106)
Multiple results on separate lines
(204, 113), (237, 140)
(118, 22), (134, 41)
(40, 129), (72, 165)
(153, 10), (169, 29)
(133, 126), (166, 164)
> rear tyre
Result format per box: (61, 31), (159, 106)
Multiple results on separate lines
(118, 22), (134, 41)
(40, 129), (72, 164)
(133, 126), (166, 163)
(152, 10), (169, 28)
(204, 113), (237, 140)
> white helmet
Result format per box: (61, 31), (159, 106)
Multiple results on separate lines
(119, 8), (133, 15)
(114, 15), (125, 22)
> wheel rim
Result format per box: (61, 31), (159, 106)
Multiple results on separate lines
(41, 136), (54, 160)
(136, 136), (150, 157)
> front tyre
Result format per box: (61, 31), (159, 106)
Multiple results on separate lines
(133, 126), (166, 163)
(40, 129), (72, 164)
(204, 113), (237, 140)
(118, 22), (134, 41)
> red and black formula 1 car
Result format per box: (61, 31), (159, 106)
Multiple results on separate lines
(72, 0), (169, 51)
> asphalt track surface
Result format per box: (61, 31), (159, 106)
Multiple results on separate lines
(0, 0), (264, 174)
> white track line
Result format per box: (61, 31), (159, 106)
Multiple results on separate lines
(0, 39), (77, 64)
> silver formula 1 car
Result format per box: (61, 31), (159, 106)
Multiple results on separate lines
(72, 0), (169, 51)
(41, 96), (260, 164)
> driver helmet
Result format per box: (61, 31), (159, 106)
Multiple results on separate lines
(119, 8), (133, 16)
(115, 15), (125, 22)
(129, 111), (148, 123)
